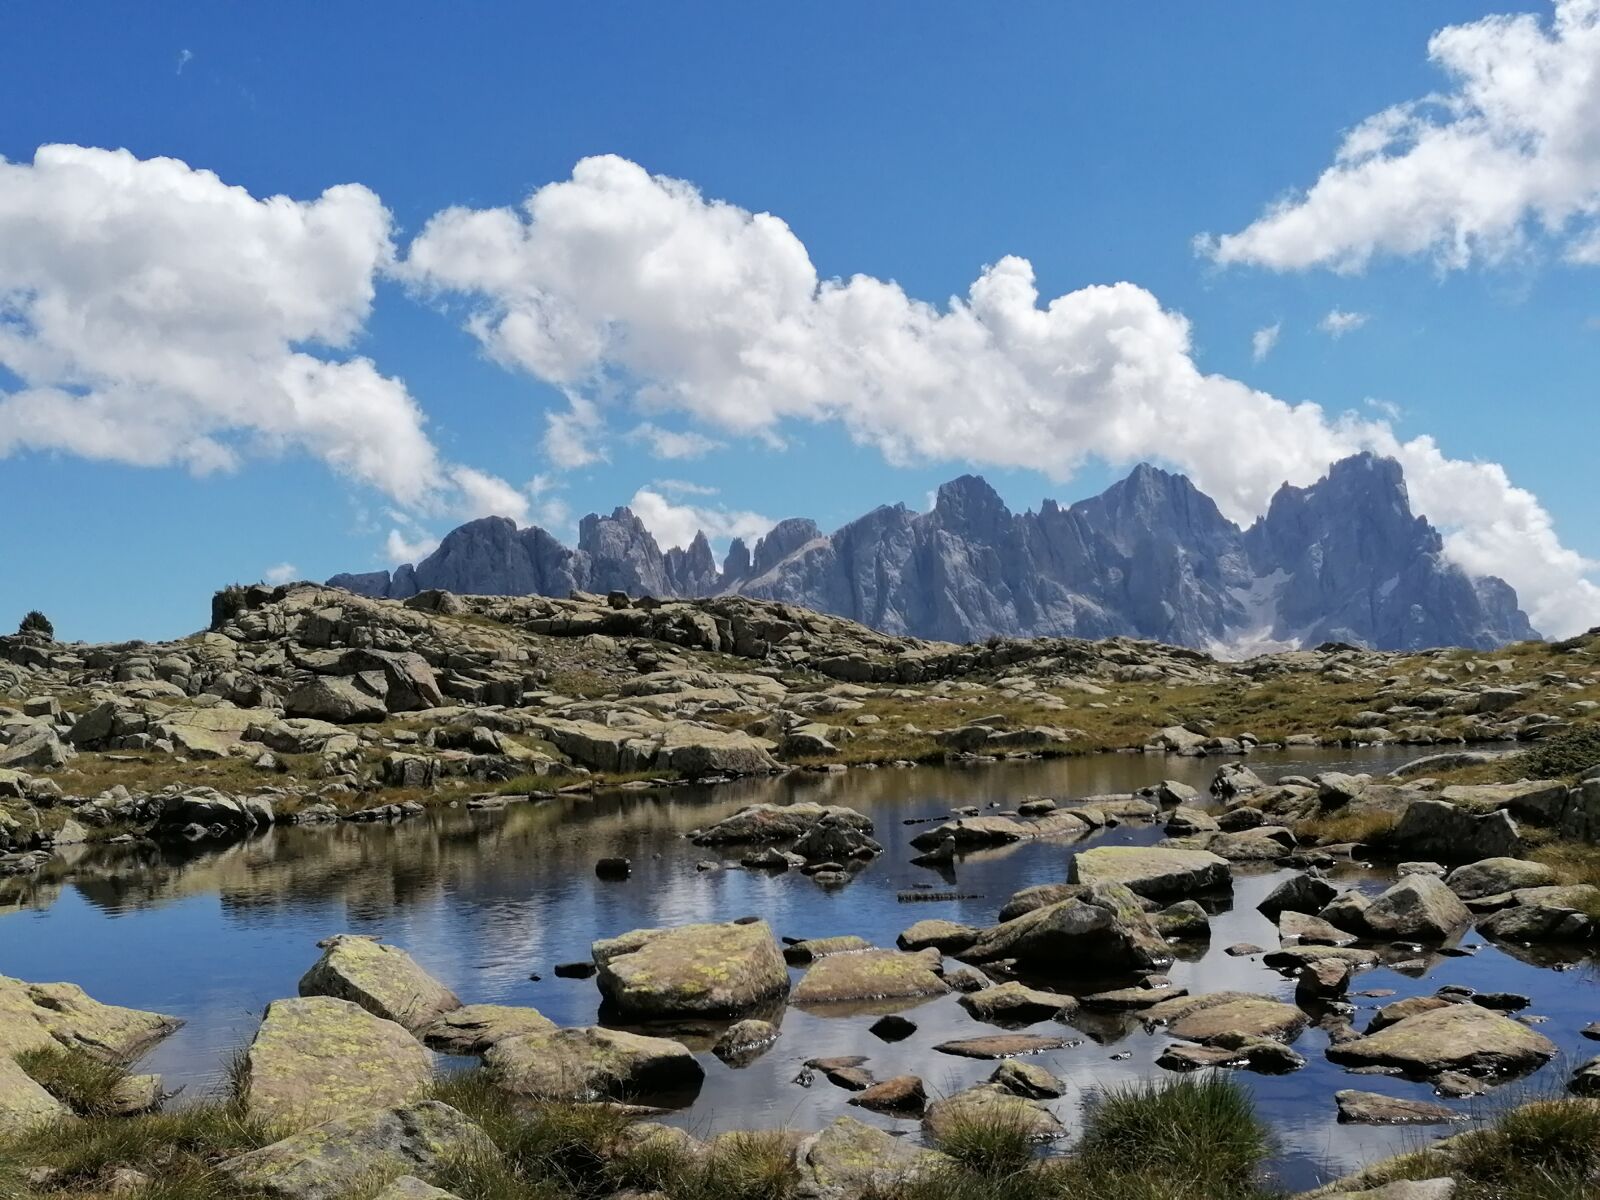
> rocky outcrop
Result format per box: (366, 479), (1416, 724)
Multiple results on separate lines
(331, 455), (1535, 652)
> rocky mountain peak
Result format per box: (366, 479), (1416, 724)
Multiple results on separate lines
(330, 454), (1536, 652)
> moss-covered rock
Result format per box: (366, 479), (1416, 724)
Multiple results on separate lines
(298, 935), (461, 1035)
(793, 948), (947, 1008)
(218, 1100), (491, 1200)
(593, 919), (789, 1018)
(1327, 1002), (1557, 1080)
(794, 1115), (946, 1200)
(1071, 845), (1232, 897)
(485, 1025), (703, 1101)
(421, 1004), (554, 1055)
(0, 1053), (71, 1138)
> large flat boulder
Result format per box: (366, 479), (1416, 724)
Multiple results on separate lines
(593, 919), (789, 1018)
(298, 935), (461, 1035)
(910, 812), (1090, 850)
(421, 1004), (555, 1055)
(1070, 845), (1231, 898)
(1327, 1002), (1556, 1080)
(1362, 876), (1471, 941)
(962, 881), (1171, 973)
(1446, 857), (1558, 900)
(793, 949), (947, 1008)
(242, 996), (434, 1130)
(1148, 993), (1309, 1045)
(485, 1026), (703, 1101)
(218, 1101), (491, 1200)
(0, 976), (180, 1062)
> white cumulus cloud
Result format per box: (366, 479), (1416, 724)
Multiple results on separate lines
(1251, 322), (1281, 362)
(1202, 0), (1600, 272)
(262, 562), (298, 585)
(627, 422), (724, 460)
(0, 144), (523, 523)
(449, 465), (529, 522)
(402, 154), (1599, 635)
(1319, 309), (1370, 338)
(626, 488), (773, 551)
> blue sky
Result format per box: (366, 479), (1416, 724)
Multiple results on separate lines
(2, 2), (1598, 641)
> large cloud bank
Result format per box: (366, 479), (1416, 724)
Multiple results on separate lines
(404, 154), (1599, 635)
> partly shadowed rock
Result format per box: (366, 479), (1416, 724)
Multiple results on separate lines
(793, 949), (947, 1008)
(298, 935), (461, 1035)
(1070, 845), (1231, 898)
(794, 1116), (945, 1200)
(933, 1034), (1073, 1059)
(712, 1018), (780, 1066)
(421, 1004), (555, 1055)
(848, 1075), (927, 1115)
(1327, 1002), (1557, 1080)
(1446, 857), (1558, 901)
(957, 981), (1076, 1025)
(989, 1059), (1065, 1099)
(218, 1101), (492, 1200)
(923, 1083), (1062, 1142)
(1334, 1089), (1462, 1125)
(962, 882), (1171, 974)
(593, 919), (789, 1018)
(1362, 876), (1471, 942)
(486, 1026), (704, 1102)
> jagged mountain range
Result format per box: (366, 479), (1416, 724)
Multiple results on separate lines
(330, 453), (1537, 653)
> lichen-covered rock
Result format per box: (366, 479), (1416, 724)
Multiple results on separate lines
(1333, 1089), (1461, 1125)
(1151, 993), (1309, 1044)
(1363, 876), (1472, 941)
(593, 919), (789, 1018)
(242, 996), (434, 1130)
(1069, 846), (1231, 897)
(0, 976), (181, 1062)
(375, 1178), (463, 1200)
(712, 1018), (779, 1065)
(0, 1054), (71, 1138)
(218, 1101), (491, 1200)
(793, 949), (947, 1007)
(485, 1026), (703, 1101)
(896, 920), (980, 954)
(1327, 1002), (1557, 1079)
(923, 1083), (1062, 1143)
(1445, 857), (1558, 901)
(421, 1004), (554, 1055)
(299, 936), (461, 1035)
(963, 882), (1171, 973)
(794, 1116), (946, 1200)
(957, 981), (1076, 1025)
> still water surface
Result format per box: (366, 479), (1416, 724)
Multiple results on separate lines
(3, 747), (1595, 1191)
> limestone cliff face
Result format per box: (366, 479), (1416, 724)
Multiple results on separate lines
(329, 455), (1538, 652)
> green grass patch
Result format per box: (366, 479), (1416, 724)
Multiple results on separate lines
(1376, 1098), (1600, 1200)
(1510, 724), (1600, 782)
(16, 1045), (132, 1118)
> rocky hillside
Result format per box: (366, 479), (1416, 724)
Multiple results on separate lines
(0, 580), (1593, 877)
(331, 454), (1536, 653)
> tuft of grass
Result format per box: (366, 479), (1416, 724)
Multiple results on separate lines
(1068, 1074), (1273, 1198)
(15, 1045), (131, 1118)
(432, 1070), (632, 1198)
(1378, 1098), (1600, 1200)
(1293, 807), (1399, 848)
(3, 1101), (274, 1192)
(1511, 724), (1600, 782)
(930, 1105), (1041, 1177)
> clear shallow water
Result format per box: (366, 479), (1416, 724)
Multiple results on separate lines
(2, 747), (1596, 1192)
